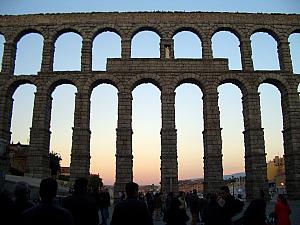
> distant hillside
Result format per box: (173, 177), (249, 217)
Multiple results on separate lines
(224, 172), (245, 180)
(179, 172), (245, 182)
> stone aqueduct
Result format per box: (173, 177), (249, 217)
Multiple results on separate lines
(0, 12), (300, 200)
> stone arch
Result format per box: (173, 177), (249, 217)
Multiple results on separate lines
(250, 27), (280, 43)
(172, 26), (203, 41)
(53, 30), (83, 71)
(13, 28), (44, 44)
(172, 28), (202, 59)
(217, 74), (250, 97)
(5, 77), (37, 97)
(14, 32), (44, 75)
(52, 27), (83, 43)
(173, 75), (206, 94)
(131, 26), (162, 40)
(129, 74), (164, 92)
(288, 30), (300, 74)
(91, 27), (122, 42)
(175, 80), (204, 181)
(211, 29), (242, 70)
(217, 78), (245, 186)
(131, 28), (161, 58)
(1, 11), (299, 200)
(256, 75), (289, 96)
(92, 30), (121, 71)
(44, 76), (79, 95)
(83, 74), (123, 97)
(211, 27), (242, 41)
(289, 28), (300, 37)
(2, 78), (37, 150)
(250, 29), (281, 71)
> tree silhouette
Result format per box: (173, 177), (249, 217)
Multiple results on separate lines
(49, 151), (62, 178)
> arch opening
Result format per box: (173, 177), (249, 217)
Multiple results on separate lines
(259, 83), (285, 192)
(50, 84), (77, 171)
(218, 83), (245, 197)
(131, 31), (160, 58)
(288, 32), (300, 74)
(175, 83), (204, 184)
(251, 32), (280, 71)
(173, 31), (202, 59)
(0, 34), (5, 72)
(212, 31), (242, 70)
(14, 33), (43, 75)
(54, 32), (82, 71)
(90, 84), (118, 185)
(132, 83), (161, 186)
(11, 84), (36, 145)
(92, 31), (121, 71)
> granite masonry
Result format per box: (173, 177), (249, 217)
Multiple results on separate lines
(0, 12), (299, 200)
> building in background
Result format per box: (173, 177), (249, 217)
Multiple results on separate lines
(267, 156), (286, 194)
(9, 142), (28, 175)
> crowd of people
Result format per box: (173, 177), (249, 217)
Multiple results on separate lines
(0, 177), (292, 225)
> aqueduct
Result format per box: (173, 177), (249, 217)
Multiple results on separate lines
(0, 12), (300, 200)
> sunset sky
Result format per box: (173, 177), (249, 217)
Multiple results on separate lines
(1, 0), (300, 185)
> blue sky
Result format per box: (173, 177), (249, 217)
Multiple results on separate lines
(1, 0), (300, 185)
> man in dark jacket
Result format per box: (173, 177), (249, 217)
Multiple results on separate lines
(22, 178), (74, 225)
(110, 182), (153, 225)
(219, 185), (244, 225)
(62, 178), (99, 225)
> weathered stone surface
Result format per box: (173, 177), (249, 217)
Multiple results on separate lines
(0, 11), (299, 200)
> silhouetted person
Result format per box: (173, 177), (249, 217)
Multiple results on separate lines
(219, 185), (243, 225)
(62, 177), (99, 225)
(153, 192), (162, 220)
(13, 182), (35, 224)
(110, 182), (153, 225)
(0, 189), (16, 225)
(202, 193), (226, 225)
(22, 177), (74, 225)
(99, 187), (111, 225)
(189, 189), (200, 225)
(145, 192), (155, 219)
(163, 197), (189, 225)
(275, 194), (291, 225)
(164, 192), (174, 213)
(243, 198), (267, 225)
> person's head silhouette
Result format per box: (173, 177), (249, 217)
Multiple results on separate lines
(39, 178), (57, 203)
(15, 181), (31, 200)
(125, 182), (139, 198)
(74, 178), (88, 195)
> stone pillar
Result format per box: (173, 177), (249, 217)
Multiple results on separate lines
(70, 92), (91, 183)
(114, 91), (133, 201)
(202, 36), (213, 59)
(41, 40), (54, 72)
(160, 39), (174, 59)
(281, 91), (300, 199)
(26, 91), (52, 178)
(202, 91), (223, 195)
(0, 92), (13, 150)
(240, 38), (254, 71)
(242, 91), (268, 200)
(121, 38), (131, 59)
(81, 39), (92, 72)
(0, 91), (12, 177)
(278, 39), (293, 72)
(160, 92), (178, 194)
(1, 41), (16, 75)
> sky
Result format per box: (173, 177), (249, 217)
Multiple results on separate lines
(1, 0), (300, 185)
